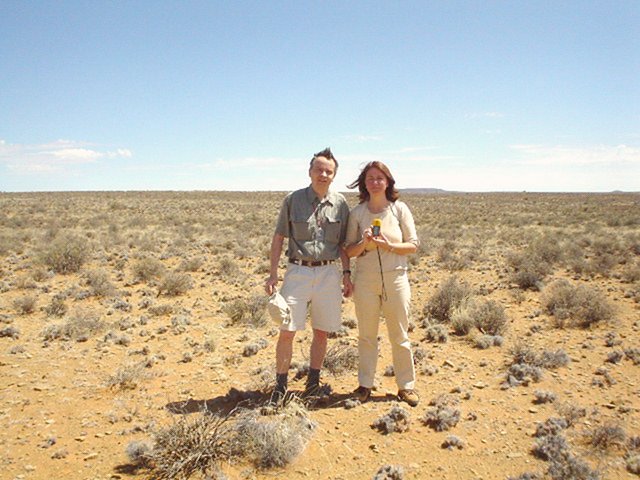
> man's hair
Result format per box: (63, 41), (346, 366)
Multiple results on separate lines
(310, 147), (338, 171)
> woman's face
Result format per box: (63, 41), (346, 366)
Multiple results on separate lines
(364, 167), (388, 196)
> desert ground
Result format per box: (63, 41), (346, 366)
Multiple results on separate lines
(1, 190), (639, 480)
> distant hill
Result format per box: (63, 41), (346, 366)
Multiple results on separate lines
(400, 187), (450, 194)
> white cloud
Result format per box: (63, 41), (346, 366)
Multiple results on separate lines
(511, 144), (640, 166)
(0, 139), (133, 173)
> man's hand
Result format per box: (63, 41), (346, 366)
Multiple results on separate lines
(342, 274), (354, 298)
(265, 274), (278, 295)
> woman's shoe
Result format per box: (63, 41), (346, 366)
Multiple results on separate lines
(353, 386), (371, 402)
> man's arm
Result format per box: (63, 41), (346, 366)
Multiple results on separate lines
(265, 233), (285, 295)
(340, 246), (353, 297)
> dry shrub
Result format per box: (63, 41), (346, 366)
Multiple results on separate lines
(41, 309), (106, 342)
(39, 232), (89, 274)
(503, 344), (570, 388)
(423, 322), (449, 343)
(542, 279), (614, 328)
(13, 294), (37, 315)
(131, 257), (166, 282)
(84, 269), (116, 297)
(323, 343), (358, 375)
(474, 299), (508, 335)
(372, 405), (411, 434)
(231, 400), (316, 468)
(374, 465), (405, 479)
(506, 250), (552, 291)
(106, 362), (152, 391)
(587, 423), (626, 451)
(423, 276), (472, 323)
(547, 454), (600, 480)
(178, 256), (203, 272)
(452, 298), (508, 336)
(224, 295), (268, 327)
(145, 410), (235, 479)
(158, 272), (193, 296)
(450, 301), (475, 335)
(218, 256), (241, 280)
(422, 405), (460, 431)
(44, 294), (67, 317)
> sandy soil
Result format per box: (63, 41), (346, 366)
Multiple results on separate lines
(1, 191), (638, 480)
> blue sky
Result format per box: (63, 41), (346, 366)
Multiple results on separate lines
(1, 1), (638, 192)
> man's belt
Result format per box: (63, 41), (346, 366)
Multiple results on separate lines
(289, 258), (334, 267)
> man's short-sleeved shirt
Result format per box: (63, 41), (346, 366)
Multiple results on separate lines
(275, 186), (350, 261)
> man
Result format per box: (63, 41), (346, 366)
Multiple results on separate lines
(265, 147), (353, 403)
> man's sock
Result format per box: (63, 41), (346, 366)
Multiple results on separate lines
(275, 373), (288, 393)
(307, 368), (320, 387)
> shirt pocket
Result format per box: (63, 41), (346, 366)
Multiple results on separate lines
(324, 218), (342, 244)
(291, 221), (313, 241)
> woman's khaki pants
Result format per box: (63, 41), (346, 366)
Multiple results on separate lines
(353, 269), (416, 390)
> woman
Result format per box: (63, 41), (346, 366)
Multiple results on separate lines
(345, 161), (420, 406)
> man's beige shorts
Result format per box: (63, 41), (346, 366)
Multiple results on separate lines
(279, 263), (342, 332)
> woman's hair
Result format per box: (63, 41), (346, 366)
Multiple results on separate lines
(347, 161), (399, 203)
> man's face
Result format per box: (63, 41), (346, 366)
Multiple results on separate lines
(309, 156), (336, 192)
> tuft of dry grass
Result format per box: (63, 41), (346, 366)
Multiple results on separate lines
(230, 399), (316, 468)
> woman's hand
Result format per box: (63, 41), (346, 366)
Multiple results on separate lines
(371, 233), (394, 252)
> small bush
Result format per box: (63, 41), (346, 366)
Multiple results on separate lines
(507, 473), (542, 480)
(547, 454), (600, 480)
(627, 454), (640, 475)
(13, 294), (37, 315)
(373, 464), (405, 480)
(40, 233), (89, 274)
(218, 256), (241, 280)
(125, 440), (153, 467)
(533, 390), (557, 405)
(131, 257), (166, 282)
(41, 309), (106, 342)
(532, 433), (570, 461)
(474, 334), (503, 349)
(323, 344), (358, 376)
(450, 302), (475, 335)
(231, 400), (316, 468)
(224, 295), (268, 327)
(422, 405), (460, 431)
(371, 405), (411, 434)
(178, 256), (204, 272)
(503, 345), (570, 388)
(507, 252), (551, 291)
(474, 299), (508, 335)
(423, 276), (472, 323)
(146, 410), (234, 479)
(542, 279), (614, 328)
(535, 418), (568, 438)
(442, 435), (464, 449)
(106, 362), (152, 391)
(44, 295), (67, 317)
(0, 326), (20, 339)
(588, 423), (626, 451)
(84, 269), (115, 297)
(424, 323), (449, 343)
(158, 272), (193, 296)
